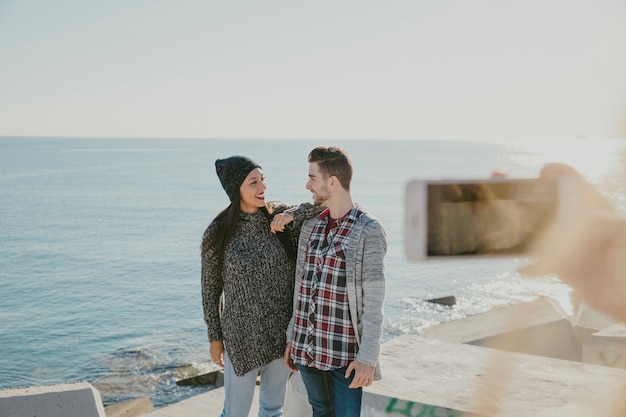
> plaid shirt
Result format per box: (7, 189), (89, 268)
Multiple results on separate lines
(291, 206), (362, 370)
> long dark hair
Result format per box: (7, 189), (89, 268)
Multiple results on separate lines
(201, 195), (242, 269)
(201, 198), (295, 269)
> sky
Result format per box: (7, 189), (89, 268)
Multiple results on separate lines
(1, 0), (625, 140)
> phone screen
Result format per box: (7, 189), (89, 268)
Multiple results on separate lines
(426, 179), (558, 257)
(405, 178), (562, 260)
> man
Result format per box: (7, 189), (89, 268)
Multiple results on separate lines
(284, 146), (387, 417)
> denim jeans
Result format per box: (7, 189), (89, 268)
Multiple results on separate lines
(296, 364), (362, 417)
(220, 352), (292, 417)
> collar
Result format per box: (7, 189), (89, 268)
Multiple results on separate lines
(319, 204), (360, 223)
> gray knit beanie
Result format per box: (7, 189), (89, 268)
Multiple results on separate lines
(215, 156), (261, 202)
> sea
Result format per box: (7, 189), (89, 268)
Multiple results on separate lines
(1, 137), (625, 408)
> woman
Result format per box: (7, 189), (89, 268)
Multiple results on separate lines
(201, 155), (320, 417)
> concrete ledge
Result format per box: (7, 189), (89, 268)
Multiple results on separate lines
(421, 296), (581, 361)
(140, 386), (255, 417)
(571, 301), (620, 347)
(285, 372), (464, 417)
(583, 323), (626, 369)
(368, 335), (626, 417)
(104, 397), (154, 417)
(0, 381), (106, 417)
(105, 334), (626, 417)
(175, 370), (224, 387)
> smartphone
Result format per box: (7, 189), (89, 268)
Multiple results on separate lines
(404, 177), (578, 260)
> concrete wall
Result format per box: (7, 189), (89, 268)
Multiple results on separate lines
(421, 296), (581, 361)
(571, 301), (620, 347)
(583, 323), (626, 369)
(0, 381), (106, 417)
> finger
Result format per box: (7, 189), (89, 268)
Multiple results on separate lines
(359, 377), (372, 388)
(271, 220), (284, 233)
(344, 364), (355, 379)
(348, 377), (367, 389)
(347, 373), (362, 388)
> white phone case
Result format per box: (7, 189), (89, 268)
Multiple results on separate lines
(404, 177), (577, 261)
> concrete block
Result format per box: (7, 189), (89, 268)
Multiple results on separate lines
(175, 370), (224, 387)
(104, 397), (154, 417)
(0, 381), (106, 417)
(368, 335), (626, 417)
(283, 369), (460, 417)
(139, 387), (232, 417)
(583, 322), (626, 369)
(571, 301), (620, 347)
(421, 296), (581, 361)
(362, 392), (460, 417)
(135, 335), (626, 417)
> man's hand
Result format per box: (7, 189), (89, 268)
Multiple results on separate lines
(284, 342), (297, 372)
(346, 359), (375, 389)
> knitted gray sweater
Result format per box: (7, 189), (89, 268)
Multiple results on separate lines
(201, 203), (320, 376)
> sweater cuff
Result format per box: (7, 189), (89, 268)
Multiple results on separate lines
(207, 329), (223, 342)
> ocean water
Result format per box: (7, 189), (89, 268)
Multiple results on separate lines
(1, 137), (625, 407)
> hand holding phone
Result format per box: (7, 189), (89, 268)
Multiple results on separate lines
(404, 177), (578, 260)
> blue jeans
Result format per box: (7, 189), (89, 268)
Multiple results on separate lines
(296, 364), (362, 417)
(220, 352), (292, 417)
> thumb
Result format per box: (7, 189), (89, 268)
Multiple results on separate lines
(345, 361), (355, 379)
